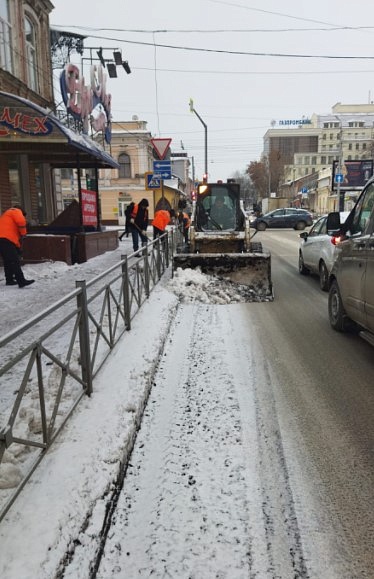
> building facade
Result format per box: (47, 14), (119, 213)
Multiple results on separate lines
(0, 0), (55, 217)
(263, 103), (374, 212)
(60, 121), (190, 224)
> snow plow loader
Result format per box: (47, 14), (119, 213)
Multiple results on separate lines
(173, 181), (273, 299)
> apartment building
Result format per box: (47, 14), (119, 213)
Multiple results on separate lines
(263, 103), (374, 211)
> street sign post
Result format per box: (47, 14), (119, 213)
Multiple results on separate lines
(150, 138), (172, 160)
(153, 160), (172, 179)
(145, 172), (161, 190)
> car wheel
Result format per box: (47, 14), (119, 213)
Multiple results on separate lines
(257, 221), (266, 231)
(319, 261), (329, 291)
(328, 279), (351, 332)
(295, 221), (306, 230)
(298, 252), (309, 275)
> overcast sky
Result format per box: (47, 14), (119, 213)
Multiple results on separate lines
(50, 0), (374, 182)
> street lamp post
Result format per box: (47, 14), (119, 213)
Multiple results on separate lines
(189, 99), (208, 176)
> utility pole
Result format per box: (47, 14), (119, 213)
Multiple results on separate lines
(336, 117), (345, 211)
(189, 99), (208, 176)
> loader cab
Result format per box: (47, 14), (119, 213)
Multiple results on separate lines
(196, 182), (244, 231)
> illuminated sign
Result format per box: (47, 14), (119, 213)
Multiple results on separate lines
(60, 63), (112, 144)
(0, 106), (53, 136)
(279, 119), (312, 126)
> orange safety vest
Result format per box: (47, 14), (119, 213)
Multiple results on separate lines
(0, 207), (27, 247)
(152, 210), (171, 231)
(182, 212), (191, 229)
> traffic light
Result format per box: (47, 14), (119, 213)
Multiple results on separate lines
(202, 173), (208, 184)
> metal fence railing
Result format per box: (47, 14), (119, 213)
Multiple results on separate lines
(0, 228), (182, 521)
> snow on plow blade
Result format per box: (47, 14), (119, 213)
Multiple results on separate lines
(173, 252), (273, 299)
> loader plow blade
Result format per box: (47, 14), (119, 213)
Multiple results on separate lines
(173, 252), (273, 299)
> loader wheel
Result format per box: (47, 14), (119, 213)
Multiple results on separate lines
(257, 221), (267, 231)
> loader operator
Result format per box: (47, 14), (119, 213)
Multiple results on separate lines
(210, 195), (235, 230)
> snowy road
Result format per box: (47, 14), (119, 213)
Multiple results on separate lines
(0, 230), (373, 578)
(96, 303), (308, 578)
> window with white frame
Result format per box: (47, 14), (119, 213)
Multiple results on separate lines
(0, 0), (12, 72)
(24, 15), (38, 92)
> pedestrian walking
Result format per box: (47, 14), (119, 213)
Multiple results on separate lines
(130, 198), (149, 251)
(119, 202), (134, 241)
(0, 205), (35, 288)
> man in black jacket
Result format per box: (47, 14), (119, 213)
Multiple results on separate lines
(130, 198), (149, 251)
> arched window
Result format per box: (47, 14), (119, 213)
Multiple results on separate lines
(0, 0), (12, 72)
(24, 15), (38, 92)
(118, 152), (131, 178)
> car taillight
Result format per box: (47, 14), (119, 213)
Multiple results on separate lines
(331, 235), (343, 246)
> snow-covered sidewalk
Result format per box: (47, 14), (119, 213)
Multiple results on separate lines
(0, 273), (179, 579)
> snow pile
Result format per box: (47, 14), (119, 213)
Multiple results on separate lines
(170, 267), (268, 304)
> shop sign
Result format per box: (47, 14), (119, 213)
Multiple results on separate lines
(81, 188), (98, 227)
(60, 63), (112, 144)
(0, 106), (53, 136)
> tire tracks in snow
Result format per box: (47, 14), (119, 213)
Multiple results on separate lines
(94, 303), (309, 578)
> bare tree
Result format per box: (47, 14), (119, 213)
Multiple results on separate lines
(229, 170), (257, 208)
(247, 160), (268, 199)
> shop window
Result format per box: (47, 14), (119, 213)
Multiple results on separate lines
(24, 15), (38, 92)
(0, 0), (12, 72)
(118, 153), (131, 178)
(61, 168), (73, 179)
(8, 158), (22, 206)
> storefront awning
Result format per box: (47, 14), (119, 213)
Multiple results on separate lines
(0, 91), (119, 169)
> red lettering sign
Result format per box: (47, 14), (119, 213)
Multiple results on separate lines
(81, 188), (98, 227)
(0, 106), (53, 136)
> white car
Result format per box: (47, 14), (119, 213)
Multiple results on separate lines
(298, 211), (350, 291)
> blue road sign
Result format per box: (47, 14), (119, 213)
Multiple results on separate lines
(153, 160), (172, 179)
(301, 187), (308, 193)
(147, 173), (161, 188)
(335, 173), (344, 183)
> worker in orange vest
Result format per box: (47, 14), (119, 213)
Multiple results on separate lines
(0, 204), (35, 287)
(178, 211), (191, 244)
(152, 209), (175, 240)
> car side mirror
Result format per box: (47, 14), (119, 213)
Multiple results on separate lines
(299, 231), (308, 240)
(326, 212), (341, 231)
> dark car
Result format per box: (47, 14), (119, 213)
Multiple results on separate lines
(251, 207), (313, 231)
(327, 177), (374, 346)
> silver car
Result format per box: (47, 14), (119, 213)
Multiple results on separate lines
(327, 178), (374, 346)
(298, 211), (350, 291)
